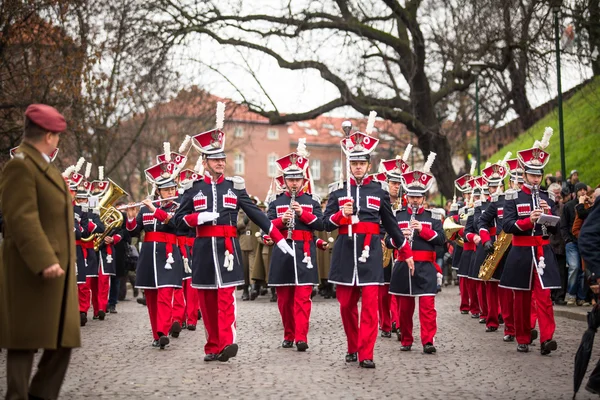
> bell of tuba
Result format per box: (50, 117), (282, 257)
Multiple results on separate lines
(91, 179), (128, 251)
(443, 217), (464, 247)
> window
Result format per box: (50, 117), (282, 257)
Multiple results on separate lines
(234, 152), (244, 175)
(234, 126), (244, 138)
(267, 153), (278, 177)
(310, 159), (321, 181)
(333, 159), (342, 182)
(267, 128), (279, 140)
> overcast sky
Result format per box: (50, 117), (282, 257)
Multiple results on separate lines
(172, 12), (593, 126)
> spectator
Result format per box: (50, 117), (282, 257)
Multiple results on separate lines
(561, 181), (589, 306)
(543, 175), (557, 190)
(548, 183), (567, 305)
(555, 170), (563, 183)
(566, 170), (579, 196)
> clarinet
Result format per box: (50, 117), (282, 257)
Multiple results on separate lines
(409, 205), (417, 246)
(287, 189), (296, 240)
(532, 185), (549, 240)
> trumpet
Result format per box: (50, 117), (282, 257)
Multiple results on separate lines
(117, 196), (179, 210)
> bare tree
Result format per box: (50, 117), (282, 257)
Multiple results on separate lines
(143, 0), (511, 197)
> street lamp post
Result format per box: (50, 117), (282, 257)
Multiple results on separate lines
(551, 0), (567, 185)
(469, 61), (486, 175)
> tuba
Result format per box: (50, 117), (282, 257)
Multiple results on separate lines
(82, 179), (128, 251)
(443, 217), (464, 247)
(478, 231), (513, 280)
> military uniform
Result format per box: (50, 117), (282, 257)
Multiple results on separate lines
(173, 125), (290, 361)
(237, 209), (260, 299)
(467, 196), (489, 322)
(500, 139), (560, 355)
(324, 172), (410, 364)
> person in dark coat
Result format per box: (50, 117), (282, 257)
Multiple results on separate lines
(173, 111), (292, 363)
(386, 158), (445, 354)
(500, 138), (561, 355)
(323, 126), (413, 369)
(267, 152), (324, 351)
(126, 161), (184, 349)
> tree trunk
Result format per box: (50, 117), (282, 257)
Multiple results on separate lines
(590, 0), (600, 76)
(417, 131), (455, 200)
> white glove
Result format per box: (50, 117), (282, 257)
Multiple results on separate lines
(197, 211), (220, 225)
(277, 240), (294, 256)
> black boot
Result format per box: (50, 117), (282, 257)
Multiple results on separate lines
(80, 312), (87, 327)
(242, 287), (250, 301)
(270, 287), (277, 302)
(250, 284), (259, 301)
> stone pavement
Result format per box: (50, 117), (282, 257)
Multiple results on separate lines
(1, 286), (598, 400)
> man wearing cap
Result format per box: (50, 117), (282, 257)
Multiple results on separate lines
(323, 129), (413, 368)
(478, 161), (516, 340)
(0, 104), (80, 399)
(378, 157), (408, 338)
(560, 181), (589, 306)
(174, 105), (293, 362)
(500, 138), (561, 355)
(386, 156), (444, 354)
(267, 153), (324, 351)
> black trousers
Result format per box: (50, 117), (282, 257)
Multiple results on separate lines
(6, 348), (72, 400)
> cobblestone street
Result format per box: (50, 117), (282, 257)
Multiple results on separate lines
(1, 286), (597, 399)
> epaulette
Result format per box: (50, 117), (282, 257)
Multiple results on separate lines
(491, 193), (502, 202)
(226, 176), (245, 190)
(474, 200), (482, 208)
(328, 181), (343, 194)
(467, 208), (475, 216)
(429, 210), (443, 220)
(13, 152), (25, 160)
(505, 189), (518, 200)
(458, 207), (466, 215)
(311, 193), (322, 203)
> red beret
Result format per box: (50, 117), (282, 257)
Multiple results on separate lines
(25, 104), (67, 133)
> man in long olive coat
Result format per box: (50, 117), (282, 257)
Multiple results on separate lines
(0, 104), (80, 400)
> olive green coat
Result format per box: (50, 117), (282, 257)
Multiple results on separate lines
(0, 142), (80, 349)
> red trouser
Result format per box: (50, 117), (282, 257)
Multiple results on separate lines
(531, 295), (538, 329)
(485, 281), (500, 328)
(397, 295), (437, 346)
(78, 281), (91, 313)
(513, 269), (555, 345)
(183, 279), (199, 326)
(88, 271), (110, 316)
(378, 284), (393, 332)
(390, 295), (399, 327)
(145, 288), (175, 340)
(467, 278), (480, 315)
(276, 285), (313, 343)
(198, 287), (236, 355)
(459, 277), (470, 312)
(499, 287), (515, 335)
(172, 288), (185, 324)
(475, 280), (488, 319)
(336, 285), (378, 362)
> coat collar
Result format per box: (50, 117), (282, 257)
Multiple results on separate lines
(285, 189), (305, 198)
(204, 172), (225, 185)
(19, 142), (67, 194)
(350, 175), (373, 186)
(521, 184), (532, 195)
(407, 205), (425, 215)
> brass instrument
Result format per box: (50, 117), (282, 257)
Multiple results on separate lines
(408, 205), (417, 246)
(478, 231), (513, 280)
(287, 189), (296, 240)
(383, 197), (401, 267)
(82, 179), (128, 251)
(443, 217), (464, 247)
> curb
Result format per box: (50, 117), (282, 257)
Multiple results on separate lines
(554, 307), (588, 322)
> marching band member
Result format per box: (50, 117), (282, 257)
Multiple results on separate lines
(450, 174), (471, 314)
(126, 160), (184, 349)
(75, 171), (106, 321)
(378, 156), (410, 338)
(457, 176), (480, 318)
(467, 177), (490, 325)
(323, 121), (413, 369)
(500, 128), (561, 355)
(477, 160), (511, 335)
(387, 153), (445, 354)
(173, 102), (292, 362)
(267, 152), (324, 351)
